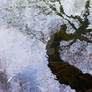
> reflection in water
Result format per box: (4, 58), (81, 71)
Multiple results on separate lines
(0, 0), (92, 92)
(46, 24), (92, 92)
(46, 0), (92, 92)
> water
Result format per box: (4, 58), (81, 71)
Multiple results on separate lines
(0, 0), (92, 92)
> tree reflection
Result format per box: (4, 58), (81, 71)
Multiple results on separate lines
(46, 0), (92, 92)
